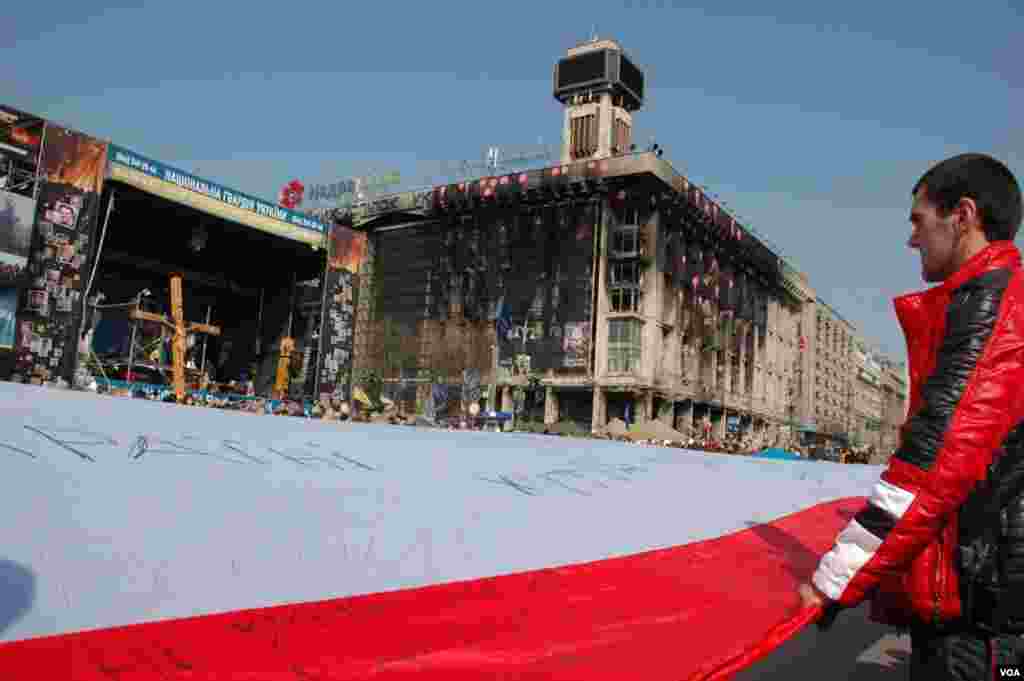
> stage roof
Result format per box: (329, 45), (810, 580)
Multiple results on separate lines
(107, 144), (327, 248)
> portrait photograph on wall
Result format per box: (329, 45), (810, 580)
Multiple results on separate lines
(11, 121), (109, 383)
(0, 191), (37, 284)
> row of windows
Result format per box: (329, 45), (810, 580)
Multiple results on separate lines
(816, 314), (851, 357)
(609, 219), (645, 313)
(608, 318), (642, 373)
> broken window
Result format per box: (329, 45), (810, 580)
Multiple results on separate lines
(610, 287), (641, 313)
(607, 207), (645, 313)
(570, 113), (599, 159)
(608, 318), (642, 373)
(609, 261), (641, 287)
(609, 260), (642, 312)
(612, 227), (640, 257)
(612, 118), (632, 155)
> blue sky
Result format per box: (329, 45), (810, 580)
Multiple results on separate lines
(4, 0), (1021, 358)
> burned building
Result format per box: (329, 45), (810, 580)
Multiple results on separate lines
(344, 38), (815, 442)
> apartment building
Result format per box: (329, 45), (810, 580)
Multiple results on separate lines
(810, 300), (856, 444)
(878, 358), (909, 458)
(850, 340), (884, 448)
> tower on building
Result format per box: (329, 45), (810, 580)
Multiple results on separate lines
(553, 37), (645, 165)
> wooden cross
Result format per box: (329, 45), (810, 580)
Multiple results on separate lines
(272, 336), (295, 400)
(130, 272), (221, 403)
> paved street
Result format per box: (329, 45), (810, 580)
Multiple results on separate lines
(733, 604), (911, 680)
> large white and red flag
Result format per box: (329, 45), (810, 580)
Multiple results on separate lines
(0, 383), (874, 679)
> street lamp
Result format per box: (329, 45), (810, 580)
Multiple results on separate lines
(507, 313), (541, 421)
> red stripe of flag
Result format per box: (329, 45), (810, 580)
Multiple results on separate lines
(0, 498), (863, 680)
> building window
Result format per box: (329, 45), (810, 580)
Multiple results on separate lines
(610, 261), (641, 287)
(610, 287), (641, 312)
(611, 226), (640, 257)
(608, 319), (642, 373)
(609, 260), (642, 312)
(612, 118), (632, 155)
(570, 114), (599, 159)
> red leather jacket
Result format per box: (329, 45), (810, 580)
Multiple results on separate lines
(811, 242), (1024, 628)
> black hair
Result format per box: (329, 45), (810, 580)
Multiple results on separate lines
(912, 153), (1022, 242)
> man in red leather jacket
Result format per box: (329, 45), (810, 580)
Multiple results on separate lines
(799, 153), (1023, 680)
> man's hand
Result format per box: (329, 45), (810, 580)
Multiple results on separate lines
(798, 582), (828, 609)
(798, 582), (842, 631)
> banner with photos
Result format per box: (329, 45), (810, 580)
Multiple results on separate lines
(25, 182), (96, 315)
(317, 267), (356, 402)
(316, 223), (368, 401)
(11, 123), (108, 383)
(0, 191), (36, 285)
(15, 181), (98, 382)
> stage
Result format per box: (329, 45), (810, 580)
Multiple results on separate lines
(82, 147), (329, 399)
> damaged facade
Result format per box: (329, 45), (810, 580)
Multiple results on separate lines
(337, 37), (905, 445)
(348, 157), (813, 444)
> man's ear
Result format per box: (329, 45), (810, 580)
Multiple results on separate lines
(955, 197), (983, 234)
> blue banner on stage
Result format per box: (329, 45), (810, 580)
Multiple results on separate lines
(107, 144), (326, 237)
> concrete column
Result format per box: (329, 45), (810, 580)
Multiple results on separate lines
(720, 346), (730, 395)
(737, 327), (747, 395)
(723, 320), (735, 396)
(544, 387), (559, 425)
(597, 92), (614, 159)
(642, 207), (662, 386)
(708, 349), (718, 394)
(591, 387), (607, 433)
(683, 345), (696, 388)
(717, 410), (727, 441)
(751, 325), (762, 404)
(593, 199), (610, 382)
(560, 107), (573, 165)
(643, 391), (654, 425)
